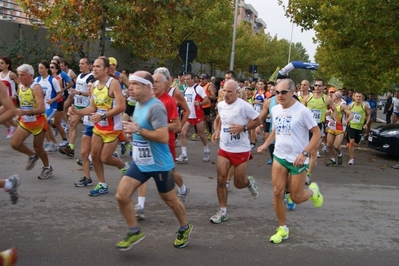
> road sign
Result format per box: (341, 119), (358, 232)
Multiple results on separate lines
(179, 40), (198, 62)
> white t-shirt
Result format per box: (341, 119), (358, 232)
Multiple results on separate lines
(272, 101), (317, 163)
(218, 98), (259, 152)
(184, 84), (207, 119)
(34, 76), (62, 109)
(393, 97), (399, 113)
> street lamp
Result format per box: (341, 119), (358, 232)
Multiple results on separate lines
(230, 0), (239, 70)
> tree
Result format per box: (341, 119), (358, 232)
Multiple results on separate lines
(283, 0), (399, 93)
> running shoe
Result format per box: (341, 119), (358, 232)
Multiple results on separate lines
(337, 154), (344, 165)
(270, 227), (289, 244)
(317, 151), (321, 158)
(176, 154), (188, 164)
(305, 173), (311, 185)
(46, 143), (59, 152)
(190, 133), (198, 140)
(38, 166), (54, 180)
(348, 159), (354, 165)
(247, 175), (259, 198)
(177, 187), (190, 204)
(6, 126), (15, 139)
(76, 158), (93, 169)
(284, 192), (296, 211)
(174, 222), (193, 248)
(59, 139), (69, 147)
(226, 181), (231, 192)
(74, 176), (93, 187)
(6, 175), (20, 204)
(120, 143), (127, 155)
(88, 183), (108, 196)
(392, 163), (399, 169)
(120, 162), (129, 176)
(0, 247), (18, 266)
(207, 133), (212, 140)
(116, 231), (145, 251)
(203, 151), (210, 162)
(267, 159), (273, 165)
(321, 143), (328, 153)
(59, 145), (74, 157)
(309, 182), (323, 208)
(135, 204), (145, 220)
(26, 153), (39, 170)
(210, 208), (228, 224)
(250, 143), (256, 150)
(113, 151), (120, 158)
(326, 159), (337, 167)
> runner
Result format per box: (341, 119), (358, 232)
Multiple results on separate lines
(115, 71), (192, 250)
(210, 79), (261, 224)
(257, 78), (323, 244)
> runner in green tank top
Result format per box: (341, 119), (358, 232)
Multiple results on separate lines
(302, 79), (336, 184)
(347, 92), (371, 165)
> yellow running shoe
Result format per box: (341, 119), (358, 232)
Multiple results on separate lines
(190, 133), (198, 140)
(309, 182), (323, 208)
(270, 227), (289, 244)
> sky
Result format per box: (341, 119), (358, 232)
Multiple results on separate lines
(246, 0), (317, 62)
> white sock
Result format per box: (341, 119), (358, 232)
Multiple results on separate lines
(99, 182), (107, 187)
(138, 197), (146, 208)
(330, 158), (336, 162)
(204, 145), (210, 153)
(179, 185), (187, 195)
(3, 179), (12, 191)
(88, 154), (92, 162)
(181, 147), (187, 155)
(310, 188), (316, 197)
(279, 225), (288, 232)
(220, 207), (227, 214)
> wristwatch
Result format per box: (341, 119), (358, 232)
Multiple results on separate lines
(243, 125), (248, 132)
(135, 127), (142, 135)
(101, 114), (107, 120)
(302, 151), (309, 157)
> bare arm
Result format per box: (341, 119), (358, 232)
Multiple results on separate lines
(107, 79), (126, 117)
(0, 82), (17, 123)
(168, 117), (181, 132)
(119, 73), (129, 88)
(173, 88), (190, 126)
(342, 104), (354, 125)
(123, 121), (169, 144)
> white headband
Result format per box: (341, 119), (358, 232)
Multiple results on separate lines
(129, 75), (153, 89)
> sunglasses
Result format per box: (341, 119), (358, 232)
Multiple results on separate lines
(275, 90), (290, 95)
(314, 84), (323, 87)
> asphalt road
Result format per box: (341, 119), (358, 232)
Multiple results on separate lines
(1, 124), (399, 265)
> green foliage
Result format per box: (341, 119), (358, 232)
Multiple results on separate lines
(285, 0), (399, 93)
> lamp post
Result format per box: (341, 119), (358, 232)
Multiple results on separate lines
(230, 0), (239, 70)
(287, 21), (294, 64)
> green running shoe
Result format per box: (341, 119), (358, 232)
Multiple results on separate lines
(337, 155), (344, 165)
(326, 159), (337, 167)
(116, 231), (145, 251)
(174, 222), (193, 248)
(270, 227), (289, 244)
(309, 182), (323, 208)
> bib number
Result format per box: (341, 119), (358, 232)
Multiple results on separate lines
(352, 112), (361, 123)
(311, 110), (321, 123)
(132, 140), (154, 165)
(21, 106), (37, 123)
(74, 95), (88, 107)
(96, 108), (109, 127)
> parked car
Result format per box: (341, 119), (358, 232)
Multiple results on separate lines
(378, 98), (387, 110)
(368, 123), (399, 156)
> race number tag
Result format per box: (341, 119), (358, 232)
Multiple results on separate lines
(223, 127), (241, 147)
(96, 108), (109, 127)
(74, 95), (88, 107)
(311, 110), (321, 123)
(352, 112), (361, 123)
(21, 106), (37, 123)
(132, 140), (154, 165)
(185, 94), (193, 103)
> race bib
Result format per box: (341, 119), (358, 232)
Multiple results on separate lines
(132, 140), (154, 165)
(21, 106), (37, 123)
(96, 108), (109, 127)
(311, 110), (321, 123)
(185, 94), (193, 103)
(74, 95), (88, 107)
(352, 112), (361, 123)
(223, 127), (241, 147)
